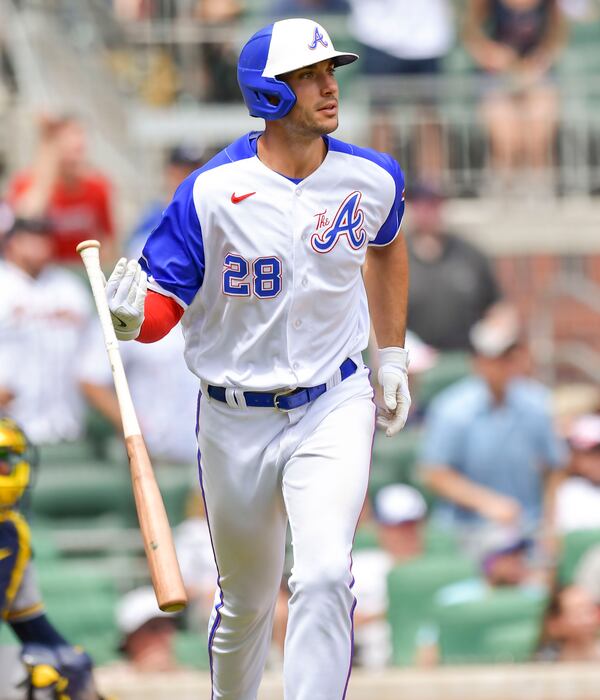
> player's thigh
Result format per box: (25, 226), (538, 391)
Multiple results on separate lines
(282, 389), (375, 573)
(197, 396), (288, 577)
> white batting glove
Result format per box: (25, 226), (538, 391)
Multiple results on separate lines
(376, 346), (411, 437)
(105, 258), (148, 341)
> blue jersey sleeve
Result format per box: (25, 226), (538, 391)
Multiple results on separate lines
(140, 173), (205, 308)
(370, 156), (405, 247)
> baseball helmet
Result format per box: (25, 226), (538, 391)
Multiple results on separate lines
(0, 418), (35, 509)
(237, 18), (358, 121)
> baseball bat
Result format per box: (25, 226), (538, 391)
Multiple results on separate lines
(76, 239), (187, 612)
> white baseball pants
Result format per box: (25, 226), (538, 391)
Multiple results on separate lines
(196, 366), (375, 700)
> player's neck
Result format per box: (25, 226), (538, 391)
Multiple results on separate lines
(257, 128), (327, 180)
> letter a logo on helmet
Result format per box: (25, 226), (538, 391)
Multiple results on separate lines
(308, 26), (328, 50)
(237, 18), (359, 121)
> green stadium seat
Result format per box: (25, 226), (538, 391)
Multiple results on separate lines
(435, 587), (548, 664)
(38, 441), (98, 467)
(557, 528), (600, 586)
(39, 564), (119, 643)
(353, 525), (379, 551)
(75, 631), (121, 666)
(30, 464), (131, 521)
(174, 630), (210, 670)
(424, 523), (458, 556)
(416, 351), (470, 408)
(387, 554), (476, 666)
(369, 427), (422, 496)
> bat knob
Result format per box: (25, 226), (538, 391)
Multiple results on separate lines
(76, 239), (101, 254)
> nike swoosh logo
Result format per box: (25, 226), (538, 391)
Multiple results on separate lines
(0, 548), (12, 562)
(231, 191), (256, 204)
(110, 312), (127, 329)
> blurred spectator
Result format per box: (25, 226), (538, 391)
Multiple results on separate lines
(127, 144), (208, 259)
(438, 529), (546, 605)
(405, 182), (504, 351)
(6, 114), (115, 264)
(0, 215), (91, 445)
(77, 144), (209, 466)
(116, 587), (181, 672)
(352, 484), (428, 668)
(463, 0), (567, 191)
(271, 0), (349, 15)
(420, 311), (567, 549)
(554, 414), (600, 533)
(347, 0), (455, 182)
(77, 320), (200, 465)
(538, 584), (600, 661)
(574, 544), (600, 604)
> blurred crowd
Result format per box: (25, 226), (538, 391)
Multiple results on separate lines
(1, 102), (600, 673)
(1, 0), (600, 679)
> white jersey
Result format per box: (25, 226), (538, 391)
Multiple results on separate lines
(0, 261), (91, 444)
(141, 132), (405, 390)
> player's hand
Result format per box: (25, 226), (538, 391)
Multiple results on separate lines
(376, 346), (411, 437)
(105, 257), (147, 341)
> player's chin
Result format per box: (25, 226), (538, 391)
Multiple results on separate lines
(314, 113), (339, 134)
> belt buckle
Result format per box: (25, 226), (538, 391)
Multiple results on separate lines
(273, 387), (297, 412)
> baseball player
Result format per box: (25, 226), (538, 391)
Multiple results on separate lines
(0, 418), (105, 700)
(105, 18), (410, 699)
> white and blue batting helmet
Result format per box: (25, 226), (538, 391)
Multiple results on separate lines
(237, 18), (359, 121)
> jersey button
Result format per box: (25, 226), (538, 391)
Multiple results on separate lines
(295, 188), (302, 197)
(293, 362), (300, 370)
(301, 233), (308, 242)
(294, 319), (302, 329)
(301, 277), (308, 288)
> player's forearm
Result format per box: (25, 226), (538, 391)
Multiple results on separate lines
(364, 233), (408, 349)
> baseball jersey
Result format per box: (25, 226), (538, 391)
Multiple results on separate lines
(0, 261), (91, 444)
(141, 132), (405, 391)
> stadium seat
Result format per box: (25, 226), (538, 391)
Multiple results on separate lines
(369, 427), (422, 496)
(353, 525), (379, 551)
(435, 587), (548, 664)
(30, 464), (132, 521)
(415, 351), (471, 408)
(387, 554), (476, 666)
(557, 528), (600, 586)
(174, 630), (210, 671)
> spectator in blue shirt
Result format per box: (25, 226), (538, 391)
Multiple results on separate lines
(420, 309), (567, 548)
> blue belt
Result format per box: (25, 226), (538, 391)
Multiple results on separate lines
(207, 358), (357, 412)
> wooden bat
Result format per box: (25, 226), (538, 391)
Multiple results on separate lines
(76, 239), (187, 612)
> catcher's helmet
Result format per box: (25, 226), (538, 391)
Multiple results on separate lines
(237, 18), (358, 121)
(0, 418), (35, 509)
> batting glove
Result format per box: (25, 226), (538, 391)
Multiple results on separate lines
(105, 258), (147, 341)
(377, 346), (411, 437)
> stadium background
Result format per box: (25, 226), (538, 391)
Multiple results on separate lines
(1, 0), (600, 698)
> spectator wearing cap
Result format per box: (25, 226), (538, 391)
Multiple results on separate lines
(127, 144), (209, 260)
(115, 587), (180, 672)
(554, 414), (600, 534)
(405, 183), (505, 352)
(6, 114), (115, 264)
(351, 484), (428, 668)
(419, 310), (567, 553)
(0, 214), (92, 444)
(435, 529), (545, 613)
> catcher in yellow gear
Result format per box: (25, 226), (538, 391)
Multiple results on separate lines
(0, 417), (107, 700)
